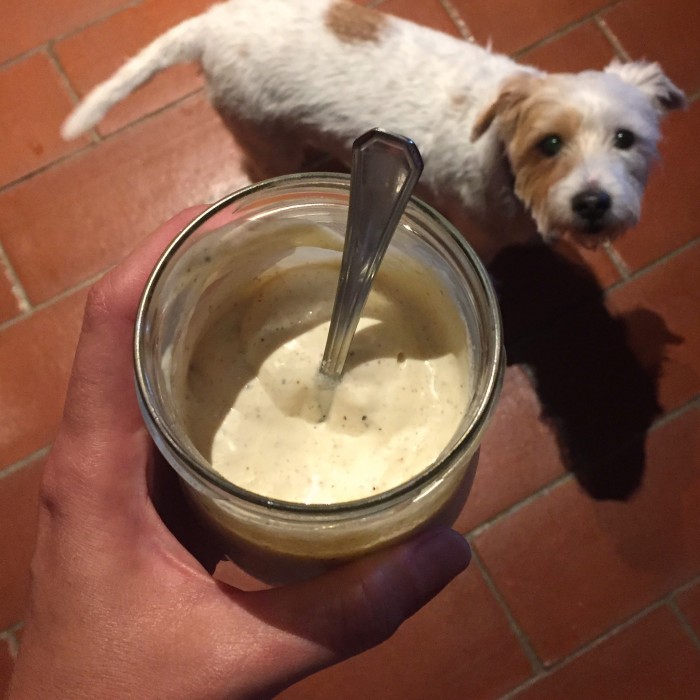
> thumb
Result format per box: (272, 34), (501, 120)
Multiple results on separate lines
(238, 528), (471, 675)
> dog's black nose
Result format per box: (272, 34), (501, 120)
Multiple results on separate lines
(572, 189), (611, 224)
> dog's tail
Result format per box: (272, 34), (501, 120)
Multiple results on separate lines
(61, 15), (207, 139)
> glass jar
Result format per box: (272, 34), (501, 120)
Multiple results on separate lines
(134, 173), (504, 584)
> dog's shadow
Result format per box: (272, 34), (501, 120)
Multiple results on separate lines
(488, 241), (682, 501)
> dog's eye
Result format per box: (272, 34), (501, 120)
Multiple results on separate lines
(614, 129), (636, 150)
(537, 134), (564, 157)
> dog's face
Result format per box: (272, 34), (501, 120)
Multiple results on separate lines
(472, 61), (685, 245)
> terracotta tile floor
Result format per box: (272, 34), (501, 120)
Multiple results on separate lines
(1, 0), (699, 696)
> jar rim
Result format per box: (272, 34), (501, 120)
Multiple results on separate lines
(134, 172), (504, 515)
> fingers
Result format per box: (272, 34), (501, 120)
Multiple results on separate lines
(235, 528), (471, 679)
(62, 206), (208, 437)
(47, 207), (208, 511)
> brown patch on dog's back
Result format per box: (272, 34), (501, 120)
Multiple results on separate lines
(325, 0), (387, 44)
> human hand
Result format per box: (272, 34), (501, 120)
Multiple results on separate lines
(8, 209), (471, 700)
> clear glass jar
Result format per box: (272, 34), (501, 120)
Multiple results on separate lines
(135, 173), (504, 584)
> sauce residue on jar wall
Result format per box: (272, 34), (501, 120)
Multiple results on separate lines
(180, 223), (471, 505)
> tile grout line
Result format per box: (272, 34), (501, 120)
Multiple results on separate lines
(511, 9), (609, 61)
(0, 86), (206, 197)
(650, 395), (700, 432)
(372, 0), (473, 41)
(467, 472), (573, 539)
(498, 577), (700, 700)
(44, 41), (103, 147)
(53, 0), (145, 46)
(501, 572), (700, 700)
(0, 0), (144, 72)
(0, 242), (32, 314)
(670, 572), (700, 599)
(460, 389), (700, 695)
(496, 673), (540, 699)
(0, 141), (99, 196)
(605, 236), (700, 294)
(0, 267), (102, 335)
(0, 622), (23, 658)
(0, 45), (45, 72)
(496, 597), (669, 700)
(510, 1), (623, 60)
(668, 597), (700, 653)
(602, 239), (631, 281)
(594, 14), (632, 61)
(0, 446), (51, 481)
(469, 547), (545, 677)
(668, 572), (700, 653)
(469, 394), (699, 541)
(44, 43), (81, 104)
(90, 85), (206, 142)
(438, 0), (475, 42)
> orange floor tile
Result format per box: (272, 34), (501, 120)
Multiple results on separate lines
(1, 0), (698, 697)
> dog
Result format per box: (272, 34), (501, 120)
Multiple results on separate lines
(61, 0), (685, 263)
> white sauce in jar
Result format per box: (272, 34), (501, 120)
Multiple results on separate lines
(181, 224), (470, 504)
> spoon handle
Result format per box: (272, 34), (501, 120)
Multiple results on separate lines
(320, 128), (424, 381)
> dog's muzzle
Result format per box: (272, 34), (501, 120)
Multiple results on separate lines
(572, 188), (612, 233)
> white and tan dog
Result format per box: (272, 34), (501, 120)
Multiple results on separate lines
(62, 0), (685, 262)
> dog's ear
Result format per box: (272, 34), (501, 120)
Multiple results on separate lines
(471, 73), (540, 142)
(605, 60), (686, 113)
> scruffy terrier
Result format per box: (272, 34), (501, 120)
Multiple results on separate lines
(62, 0), (685, 262)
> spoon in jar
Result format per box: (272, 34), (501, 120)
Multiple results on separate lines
(319, 128), (424, 382)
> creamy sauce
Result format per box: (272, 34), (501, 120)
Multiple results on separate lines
(180, 224), (470, 504)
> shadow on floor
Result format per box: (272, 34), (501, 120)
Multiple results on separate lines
(489, 241), (682, 501)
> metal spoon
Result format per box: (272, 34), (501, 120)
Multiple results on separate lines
(319, 128), (424, 381)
